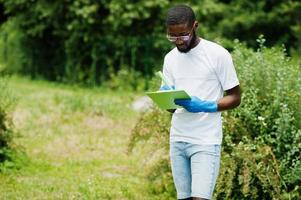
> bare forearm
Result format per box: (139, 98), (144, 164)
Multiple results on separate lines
(217, 95), (240, 111)
(217, 85), (241, 111)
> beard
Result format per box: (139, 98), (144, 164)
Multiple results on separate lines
(176, 31), (197, 53)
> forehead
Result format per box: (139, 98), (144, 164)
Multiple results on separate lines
(167, 23), (191, 35)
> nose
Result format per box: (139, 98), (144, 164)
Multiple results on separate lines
(175, 38), (184, 45)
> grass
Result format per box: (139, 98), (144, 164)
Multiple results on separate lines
(0, 76), (154, 200)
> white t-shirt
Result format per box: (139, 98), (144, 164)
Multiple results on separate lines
(163, 38), (239, 145)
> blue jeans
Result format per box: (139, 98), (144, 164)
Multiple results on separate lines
(170, 142), (221, 199)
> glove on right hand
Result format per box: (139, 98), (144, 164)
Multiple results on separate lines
(159, 85), (175, 91)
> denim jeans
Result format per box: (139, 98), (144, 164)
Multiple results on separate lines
(170, 141), (221, 199)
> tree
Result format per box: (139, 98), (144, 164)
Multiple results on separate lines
(0, 0), (300, 85)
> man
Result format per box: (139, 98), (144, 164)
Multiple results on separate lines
(160, 5), (241, 200)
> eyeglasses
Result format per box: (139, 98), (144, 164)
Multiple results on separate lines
(166, 26), (194, 42)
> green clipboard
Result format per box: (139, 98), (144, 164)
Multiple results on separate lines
(146, 90), (191, 109)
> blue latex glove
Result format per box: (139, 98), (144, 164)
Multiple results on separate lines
(159, 85), (175, 91)
(174, 96), (218, 113)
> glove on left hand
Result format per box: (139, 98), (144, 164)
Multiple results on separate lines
(174, 96), (218, 113)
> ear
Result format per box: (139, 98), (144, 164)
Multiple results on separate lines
(194, 21), (198, 29)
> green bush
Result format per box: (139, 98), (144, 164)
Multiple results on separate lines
(0, 76), (18, 169)
(128, 107), (175, 199)
(103, 68), (146, 91)
(129, 41), (301, 199)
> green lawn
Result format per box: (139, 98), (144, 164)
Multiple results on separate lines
(0, 77), (153, 200)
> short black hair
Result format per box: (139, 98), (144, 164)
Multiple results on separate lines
(166, 5), (196, 27)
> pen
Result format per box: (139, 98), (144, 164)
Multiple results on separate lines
(156, 71), (172, 88)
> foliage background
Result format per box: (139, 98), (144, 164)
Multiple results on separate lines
(0, 0), (301, 86)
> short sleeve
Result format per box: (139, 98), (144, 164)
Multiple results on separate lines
(162, 56), (175, 86)
(216, 50), (239, 91)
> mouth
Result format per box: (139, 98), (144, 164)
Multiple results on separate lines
(177, 44), (187, 49)
(176, 44), (188, 51)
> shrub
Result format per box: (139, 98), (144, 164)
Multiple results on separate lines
(128, 107), (175, 199)
(0, 75), (17, 169)
(103, 68), (146, 91)
(129, 41), (301, 199)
